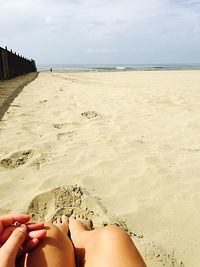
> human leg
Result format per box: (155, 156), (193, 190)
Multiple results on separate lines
(17, 216), (76, 267)
(69, 215), (146, 267)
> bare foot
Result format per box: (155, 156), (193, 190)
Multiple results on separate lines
(69, 214), (92, 245)
(53, 215), (69, 239)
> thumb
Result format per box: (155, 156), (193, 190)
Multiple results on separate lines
(2, 224), (27, 258)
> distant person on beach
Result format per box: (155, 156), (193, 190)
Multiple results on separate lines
(50, 68), (52, 72)
(0, 213), (146, 267)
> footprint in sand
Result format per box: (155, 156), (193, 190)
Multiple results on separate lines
(52, 122), (79, 130)
(0, 150), (34, 169)
(53, 123), (69, 129)
(57, 131), (76, 141)
(0, 149), (44, 170)
(39, 100), (48, 104)
(81, 111), (98, 119)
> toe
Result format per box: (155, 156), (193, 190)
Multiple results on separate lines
(61, 215), (69, 224)
(70, 214), (76, 220)
(56, 217), (61, 224)
(86, 219), (93, 230)
(69, 214), (92, 231)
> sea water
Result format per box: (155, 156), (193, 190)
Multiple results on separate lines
(37, 63), (200, 72)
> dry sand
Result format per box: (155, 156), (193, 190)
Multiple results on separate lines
(0, 73), (38, 120)
(0, 71), (200, 266)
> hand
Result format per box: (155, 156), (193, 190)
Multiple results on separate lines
(0, 214), (46, 267)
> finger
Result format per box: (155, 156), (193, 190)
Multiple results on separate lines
(17, 238), (39, 258)
(26, 222), (45, 231)
(0, 226), (46, 244)
(0, 214), (30, 232)
(0, 226), (15, 244)
(26, 229), (46, 240)
(0, 222), (45, 240)
(2, 224), (27, 257)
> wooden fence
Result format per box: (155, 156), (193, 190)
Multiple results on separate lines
(0, 46), (37, 80)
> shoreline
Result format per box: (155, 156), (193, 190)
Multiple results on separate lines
(37, 63), (200, 73)
(39, 69), (200, 73)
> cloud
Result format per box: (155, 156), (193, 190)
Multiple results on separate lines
(0, 0), (199, 63)
(85, 48), (118, 54)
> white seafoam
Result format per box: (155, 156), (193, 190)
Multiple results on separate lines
(0, 71), (200, 266)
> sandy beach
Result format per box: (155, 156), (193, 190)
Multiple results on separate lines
(0, 70), (200, 266)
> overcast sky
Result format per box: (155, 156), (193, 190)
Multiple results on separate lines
(0, 0), (200, 64)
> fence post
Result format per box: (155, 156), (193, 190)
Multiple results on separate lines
(0, 46), (37, 80)
(0, 48), (4, 80)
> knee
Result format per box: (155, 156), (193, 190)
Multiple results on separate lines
(100, 225), (132, 245)
(42, 223), (71, 250)
(102, 224), (129, 236)
(44, 223), (62, 238)
(44, 222), (58, 231)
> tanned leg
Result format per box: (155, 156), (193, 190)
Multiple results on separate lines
(17, 215), (76, 267)
(69, 215), (146, 267)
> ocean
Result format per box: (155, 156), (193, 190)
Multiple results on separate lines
(36, 64), (200, 72)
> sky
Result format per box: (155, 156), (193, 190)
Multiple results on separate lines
(0, 0), (200, 64)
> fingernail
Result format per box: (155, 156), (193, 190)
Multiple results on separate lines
(18, 224), (27, 233)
